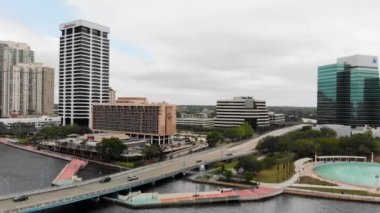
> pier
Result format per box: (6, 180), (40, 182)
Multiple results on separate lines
(51, 159), (88, 186)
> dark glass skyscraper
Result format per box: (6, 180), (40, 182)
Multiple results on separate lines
(317, 55), (380, 127)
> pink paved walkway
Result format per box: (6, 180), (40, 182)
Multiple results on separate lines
(52, 159), (87, 186)
(159, 187), (280, 203)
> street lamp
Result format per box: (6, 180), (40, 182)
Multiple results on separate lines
(375, 175), (379, 191)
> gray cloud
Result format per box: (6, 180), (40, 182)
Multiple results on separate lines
(4, 0), (380, 106)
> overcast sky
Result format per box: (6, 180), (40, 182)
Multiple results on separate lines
(1, 0), (380, 106)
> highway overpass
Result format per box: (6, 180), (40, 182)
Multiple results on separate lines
(0, 124), (306, 212)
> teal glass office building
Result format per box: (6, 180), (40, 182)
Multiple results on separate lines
(317, 55), (380, 127)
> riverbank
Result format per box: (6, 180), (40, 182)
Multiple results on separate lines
(285, 187), (380, 204)
(0, 138), (72, 161)
(189, 157), (380, 205)
(0, 138), (90, 186)
(104, 187), (283, 209)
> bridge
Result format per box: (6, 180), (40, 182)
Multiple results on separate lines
(0, 124), (306, 212)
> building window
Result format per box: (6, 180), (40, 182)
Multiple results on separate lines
(92, 29), (100, 36)
(74, 26), (90, 34)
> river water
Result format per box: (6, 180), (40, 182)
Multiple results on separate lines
(0, 144), (116, 195)
(1, 144), (380, 212)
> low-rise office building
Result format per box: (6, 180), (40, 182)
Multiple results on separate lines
(91, 97), (176, 145)
(0, 116), (61, 129)
(268, 111), (285, 125)
(177, 113), (215, 128)
(215, 96), (269, 129)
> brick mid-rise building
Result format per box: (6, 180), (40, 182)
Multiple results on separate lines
(91, 97), (176, 145)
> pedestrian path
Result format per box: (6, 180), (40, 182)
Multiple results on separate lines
(104, 187), (283, 208)
(51, 159), (87, 186)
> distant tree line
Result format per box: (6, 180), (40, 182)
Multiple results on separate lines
(0, 122), (91, 143)
(177, 125), (213, 133)
(257, 126), (380, 158)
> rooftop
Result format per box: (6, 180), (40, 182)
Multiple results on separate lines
(59, 19), (110, 33)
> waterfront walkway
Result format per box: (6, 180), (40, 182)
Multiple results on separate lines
(51, 159), (88, 186)
(106, 187), (282, 208)
(0, 138), (71, 161)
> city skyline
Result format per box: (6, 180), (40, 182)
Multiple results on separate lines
(2, 0), (380, 106)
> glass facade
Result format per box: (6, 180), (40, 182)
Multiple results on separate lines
(317, 63), (380, 127)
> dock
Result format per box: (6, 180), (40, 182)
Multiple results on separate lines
(104, 187), (283, 208)
(51, 159), (88, 186)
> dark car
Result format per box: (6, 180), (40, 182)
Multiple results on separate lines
(99, 177), (112, 183)
(13, 195), (28, 202)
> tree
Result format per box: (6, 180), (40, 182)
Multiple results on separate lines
(340, 133), (374, 155)
(41, 126), (60, 139)
(317, 138), (340, 155)
(142, 144), (165, 161)
(206, 131), (223, 148)
(224, 170), (233, 181)
(241, 122), (254, 138)
(96, 137), (127, 161)
(0, 122), (9, 136)
(320, 127), (337, 138)
(236, 156), (262, 173)
(257, 136), (279, 154)
(244, 171), (254, 183)
(9, 123), (36, 137)
(292, 139), (316, 157)
(224, 128), (241, 141)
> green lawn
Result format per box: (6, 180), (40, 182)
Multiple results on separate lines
(252, 163), (295, 183)
(210, 160), (238, 174)
(291, 186), (380, 197)
(115, 161), (135, 168)
(297, 176), (337, 186)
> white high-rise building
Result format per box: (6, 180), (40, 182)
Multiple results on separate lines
(59, 20), (110, 126)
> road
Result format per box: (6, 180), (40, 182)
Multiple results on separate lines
(0, 124), (306, 212)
